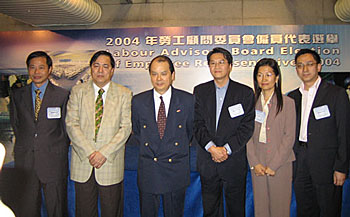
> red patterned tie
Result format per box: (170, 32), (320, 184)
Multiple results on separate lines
(157, 96), (166, 139)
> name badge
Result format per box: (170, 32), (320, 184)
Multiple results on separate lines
(228, 103), (244, 118)
(47, 107), (61, 119)
(313, 105), (330, 120)
(255, 110), (266, 124)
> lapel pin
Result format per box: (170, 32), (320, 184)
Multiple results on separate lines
(176, 109), (181, 113)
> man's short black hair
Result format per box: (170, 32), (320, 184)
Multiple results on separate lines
(90, 50), (115, 68)
(207, 47), (233, 65)
(26, 51), (52, 68)
(149, 55), (175, 74)
(295, 49), (321, 64)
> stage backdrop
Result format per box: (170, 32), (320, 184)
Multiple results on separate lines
(0, 25), (349, 94)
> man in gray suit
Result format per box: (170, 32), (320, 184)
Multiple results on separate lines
(10, 51), (70, 217)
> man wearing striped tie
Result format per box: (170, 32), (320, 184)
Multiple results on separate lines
(66, 50), (132, 217)
(9, 51), (70, 217)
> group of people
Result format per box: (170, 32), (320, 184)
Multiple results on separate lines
(8, 47), (349, 217)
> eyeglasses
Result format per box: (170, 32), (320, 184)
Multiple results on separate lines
(209, 60), (227, 67)
(296, 62), (317, 69)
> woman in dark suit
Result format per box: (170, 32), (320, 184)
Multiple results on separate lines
(247, 58), (296, 217)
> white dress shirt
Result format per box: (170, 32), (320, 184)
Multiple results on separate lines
(93, 82), (110, 102)
(154, 87), (172, 121)
(298, 76), (321, 142)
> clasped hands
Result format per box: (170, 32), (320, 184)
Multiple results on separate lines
(254, 164), (275, 177)
(209, 146), (228, 163)
(89, 151), (107, 169)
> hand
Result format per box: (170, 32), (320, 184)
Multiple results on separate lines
(254, 164), (266, 176)
(208, 146), (228, 163)
(89, 151), (107, 169)
(265, 167), (276, 176)
(333, 171), (346, 186)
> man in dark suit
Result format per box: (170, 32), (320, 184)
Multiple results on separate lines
(132, 55), (194, 217)
(194, 47), (255, 217)
(10, 51), (70, 217)
(289, 49), (350, 217)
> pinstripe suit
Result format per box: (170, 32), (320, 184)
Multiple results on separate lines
(65, 80), (132, 216)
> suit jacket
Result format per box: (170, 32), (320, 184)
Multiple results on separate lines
(194, 79), (255, 181)
(132, 87), (194, 194)
(65, 80), (132, 186)
(289, 80), (350, 184)
(10, 81), (70, 183)
(247, 94), (296, 172)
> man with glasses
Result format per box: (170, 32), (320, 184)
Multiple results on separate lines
(289, 49), (350, 217)
(194, 47), (255, 217)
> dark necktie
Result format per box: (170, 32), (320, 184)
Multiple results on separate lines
(157, 96), (166, 139)
(95, 88), (104, 140)
(34, 89), (42, 121)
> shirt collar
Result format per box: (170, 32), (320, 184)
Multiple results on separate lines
(32, 80), (48, 93)
(93, 81), (110, 95)
(215, 80), (229, 91)
(154, 86), (172, 99)
(299, 76), (321, 94)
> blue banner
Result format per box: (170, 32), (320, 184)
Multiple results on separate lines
(0, 25), (349, 93)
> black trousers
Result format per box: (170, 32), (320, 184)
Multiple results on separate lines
(139, 188), (186, 217)
(293, 145), (343, 217)
(200, 173), (246, 217)
(16, 170), (67, 217)
(74, 170), (124, 217)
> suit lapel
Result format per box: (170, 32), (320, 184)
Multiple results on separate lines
(311, 80), (328, 109)
(162, 88), (178, 141)
(103, 82), (117, 125)
(206, 81), (217, 134)
(293, 90), (302, 137)
(217, 80), (234, 135)
(146, 90), (162, 152)
(266, 93), (277, 127)
(254, 95), (263, 134)
(22, 84), (35, 121)
(84, 81), (95, 125)
(148, 90), (158, 131)
(39, 82), (57, 121)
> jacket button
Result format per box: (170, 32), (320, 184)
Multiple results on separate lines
(175, 142), (179, 146)
(143, 125), (147, 128)
(153, 157), (157, 162)
(145, 143), (149, 146)
(168, 158), (172, 163)
(178, 125), (182, 128)
(34, 133), (38, 138)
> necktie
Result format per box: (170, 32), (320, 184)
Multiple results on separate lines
(34, 89), (42, 121)
(157, 96), (166, 139)
(95, 89), (104, 140)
